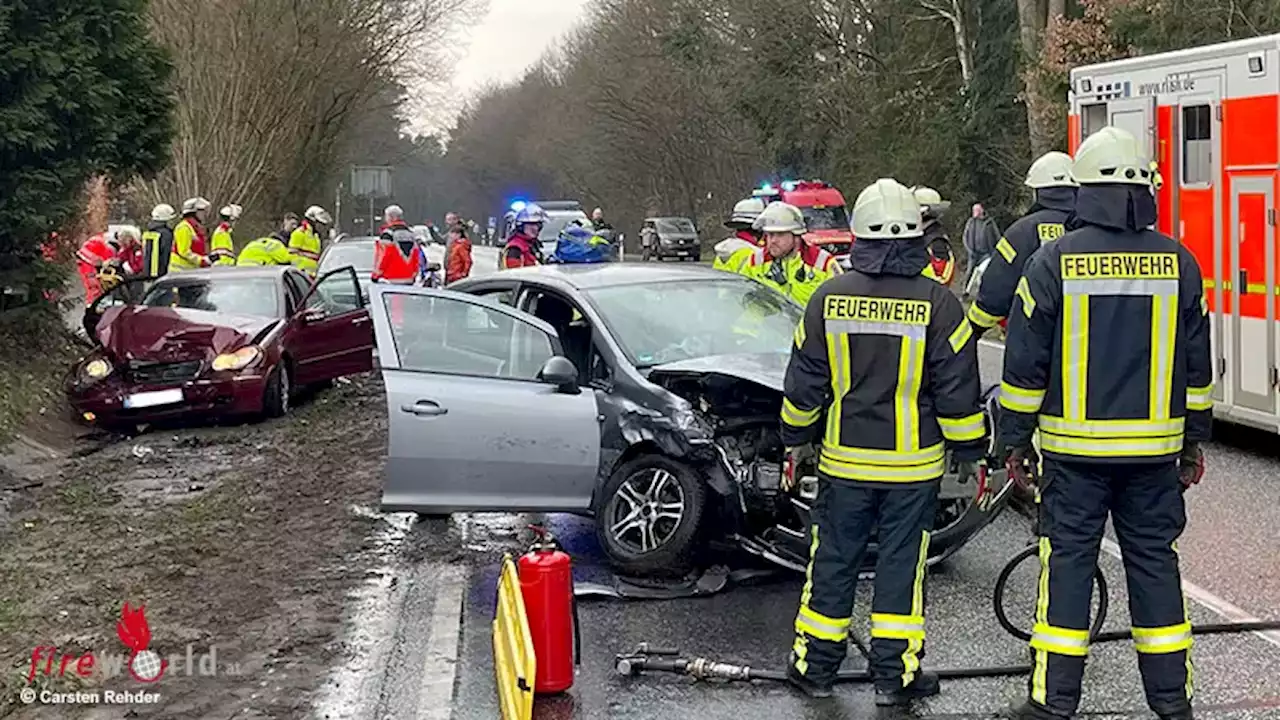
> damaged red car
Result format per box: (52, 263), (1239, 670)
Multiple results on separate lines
(67, 266), (374, 431)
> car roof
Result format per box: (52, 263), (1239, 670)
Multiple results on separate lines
(646, 216), (694, 222)
(491, 263), (734, 291)
(153, 266), (290, 282)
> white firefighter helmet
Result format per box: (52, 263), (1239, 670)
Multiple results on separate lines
(1072, 126), (1152, 185)
(220, 204), (243, 221)
(181, 197), (211, 214)
(1025, 151), (1078, 189)
(726, 197), (766, 228)
(911, 186), (951, 217)
(852, 179), (923, 240)
(753, 201), (807, 235)
(150, 203), (177, 222)
(305, 205), (333, 225)
(514, 203), (548, 225)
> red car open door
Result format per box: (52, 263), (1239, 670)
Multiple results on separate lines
(290, 267), (375, 384)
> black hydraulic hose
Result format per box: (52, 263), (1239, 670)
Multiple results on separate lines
(991, 541), (1280, 645)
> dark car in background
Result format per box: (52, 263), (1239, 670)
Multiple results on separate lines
(640, 217), (700, 261)
(68, 266), (374, 431)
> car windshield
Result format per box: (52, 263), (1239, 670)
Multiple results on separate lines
(540, 213), (590, 241)
(140, 277), (280, 317)
(656, 218), (695, 234)
(801, 206), (850, 231)
(320, 243), (375, 273)
(586, 278), (802, 367)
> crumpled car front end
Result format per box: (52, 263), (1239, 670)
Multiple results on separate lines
(68, 306), (280, 427)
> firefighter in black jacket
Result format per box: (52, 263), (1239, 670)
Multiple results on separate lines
(141, 203), (177, 278)
(1000, 126), (1211, 720)
(968, 151), (1077, 332)
(780, 178), (987, 704)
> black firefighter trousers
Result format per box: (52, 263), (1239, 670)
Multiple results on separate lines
(1031, 458), (1192, 716)
(791, 476), (937, 690)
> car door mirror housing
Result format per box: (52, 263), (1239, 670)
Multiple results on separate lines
(538, 356), (580, 393)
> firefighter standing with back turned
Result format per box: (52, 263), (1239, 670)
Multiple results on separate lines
(999, 126), (1211, 720)
(780, 179), (987, 704)
(968, 151), (1078, 333)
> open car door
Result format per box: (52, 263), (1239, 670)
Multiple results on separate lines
(368, 284), (601, 513)
(293, 266), (375, 384)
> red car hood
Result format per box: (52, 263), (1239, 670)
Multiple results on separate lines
(97, 306), (278, 363)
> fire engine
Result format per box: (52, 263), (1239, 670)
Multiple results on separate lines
(1069, 35), (1280, 432)
(752, 180), (853, 264)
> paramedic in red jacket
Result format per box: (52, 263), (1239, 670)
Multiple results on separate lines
(372, 204), (421, 284)
(502, 203), (547, 269)
(446, 225), (473, 284)
(76, 232), (121, 305)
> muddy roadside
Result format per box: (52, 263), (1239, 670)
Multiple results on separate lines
(0, 366), (393, 719)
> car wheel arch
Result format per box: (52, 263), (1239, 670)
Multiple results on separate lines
(594, 439), (731, 510)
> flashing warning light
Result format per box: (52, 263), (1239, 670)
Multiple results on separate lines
(782, 181), (797, 191)
(510, 200), (528, 212)
(761, 183), (774, 192)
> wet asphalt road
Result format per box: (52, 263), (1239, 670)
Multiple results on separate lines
(337, 266), (1280, 720)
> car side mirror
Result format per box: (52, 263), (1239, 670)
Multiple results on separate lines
(538, 356), (580, 394)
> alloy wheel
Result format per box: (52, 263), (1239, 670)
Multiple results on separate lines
(608, 468), (686, 555)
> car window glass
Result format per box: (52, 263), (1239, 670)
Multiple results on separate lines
(384, 294), (554, 380)
(473, 287), (515, 306)
(308, 271), (361, 315)
(319, 243), (375, 273)
(284, 273), (309, 312)
(141, 278), (280, 317)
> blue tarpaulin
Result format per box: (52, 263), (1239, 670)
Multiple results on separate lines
(550, 226), (616, 263)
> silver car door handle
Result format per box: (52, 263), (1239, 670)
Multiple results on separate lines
(401, 401), (447, 417)
(353, 316), (371, 325)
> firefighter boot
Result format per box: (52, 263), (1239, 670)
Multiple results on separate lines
(874, 671), (940, 707)
(786, 661), (833, 699)
(1007, 700), (1072, 720)
(1157, 710), (1193, 720)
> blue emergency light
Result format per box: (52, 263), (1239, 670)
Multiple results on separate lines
(509, 200), (528, 212)
(782, 181), (797, 191)
(761, 183), (774, 192)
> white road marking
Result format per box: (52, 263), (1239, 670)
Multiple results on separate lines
(419, 564), (467, 719)
(982, 334), (1280, 649)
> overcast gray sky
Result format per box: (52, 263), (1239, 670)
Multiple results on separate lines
(418, 0), (590, 132)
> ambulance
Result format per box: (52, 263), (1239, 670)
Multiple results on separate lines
(753, 180), (854, 266)
(1069, 35), (1280, 432)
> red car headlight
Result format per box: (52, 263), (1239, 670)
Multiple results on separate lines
(211, 346), (263, 372)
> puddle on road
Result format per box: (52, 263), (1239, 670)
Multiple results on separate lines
(311, 505), (416, 720)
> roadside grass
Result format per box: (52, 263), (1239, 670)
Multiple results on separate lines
(0, 305), (83, 444)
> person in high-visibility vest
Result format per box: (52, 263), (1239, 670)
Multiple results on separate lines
(290, 205), (330, 275)
(171, 197), (212, 271)
(237, 236), (294, 266)
(209, 204), (242, 266)
(142, 204), (177, 278)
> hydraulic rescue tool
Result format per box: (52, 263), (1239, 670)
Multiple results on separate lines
(615, 493), (1280, 688)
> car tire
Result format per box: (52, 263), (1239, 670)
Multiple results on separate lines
(262, 362), (292, 418)
(596, 455), (705, 577)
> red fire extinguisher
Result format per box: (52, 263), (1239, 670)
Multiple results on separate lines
(518, 525), (580, 694)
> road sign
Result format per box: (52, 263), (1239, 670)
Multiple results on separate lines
(350, 166), (392, 198)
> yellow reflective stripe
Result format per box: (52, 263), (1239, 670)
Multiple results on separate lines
(870, 612), (925, 641)
(1037, 415), (1183, 438)
(1186, 384), (1213, 411)
(818, 454), (945, 482)
(948, 319), (974, 353)
(938, 412), (985, 442)
(1200, 294), (1208, 316)
(793, 524), (821, 676)
(1015, 276), (1036, 318)
(1031, 537), (1052, 704)
(1132, 623), (1193, 654)
(825, 334), (851, 447)
(1040, 432), (1184, 457)
(797, 606), (851, 642)
(999, 382), (1045, 413)
(821, 442), (944, 466)
(1030, 623), (1091, 657)
(967, 302), (1002, 329)
(794, 319), (806, 349)
(781, 397), (822, 428)
(1150, 292), (1177, 420)
(895, 335), (925, 452)
(1063, 293), (1088, 420)
(996, 237), (1016, 263)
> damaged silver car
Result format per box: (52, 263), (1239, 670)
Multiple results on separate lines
(370, 264), (1012, 577)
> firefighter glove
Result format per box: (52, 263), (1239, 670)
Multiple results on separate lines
(783, 444), (816, 493)
(1006, 444), (1040, 493)
(1179, 442), (1205, 490)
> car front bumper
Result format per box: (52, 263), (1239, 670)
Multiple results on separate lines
(70, 371), (269, 425)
